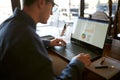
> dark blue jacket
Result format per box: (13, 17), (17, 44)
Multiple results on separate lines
(0, 8), (84, 80)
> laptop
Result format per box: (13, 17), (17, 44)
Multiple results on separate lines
(42, 17), (109, 61)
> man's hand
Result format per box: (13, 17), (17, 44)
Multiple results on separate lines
(49, 38), (66, 47)
(72, 53), (91, 66)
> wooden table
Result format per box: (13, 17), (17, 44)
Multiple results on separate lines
(48, 39), (120, 80)
(107, 39), (120, 60)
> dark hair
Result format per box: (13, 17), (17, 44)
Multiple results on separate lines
(22, 0), (36, 6)
(22, 0), (49, 6)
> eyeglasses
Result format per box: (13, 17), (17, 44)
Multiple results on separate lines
(52, 5), (58, 12)
(47, 0), (57, 7)
(47, 0), (58, 12)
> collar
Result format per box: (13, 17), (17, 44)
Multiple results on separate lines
(13, 8), (36, 30)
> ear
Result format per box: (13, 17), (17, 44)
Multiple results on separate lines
(36, 0), (45, 9)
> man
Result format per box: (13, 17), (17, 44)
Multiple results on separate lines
(0, 0), (91, 80)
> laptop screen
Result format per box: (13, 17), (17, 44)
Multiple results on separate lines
(72, 17), (109, 49)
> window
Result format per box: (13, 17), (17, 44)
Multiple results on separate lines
(0, 0), (13, 24)
(47, 0), (80, 27)
(84, 0), (118, 18)
(53, 0), (80, 21)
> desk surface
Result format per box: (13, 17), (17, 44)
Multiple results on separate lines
(48, 39), (120, 80)
(104, 39), (120, 61)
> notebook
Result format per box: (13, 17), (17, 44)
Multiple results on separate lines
(86, 57), (120, 79)
(49, 17), (109, 61)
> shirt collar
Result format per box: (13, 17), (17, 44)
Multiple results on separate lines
(13, 8), (36, 30)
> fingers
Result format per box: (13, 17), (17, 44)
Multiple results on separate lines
(82, 53), (91, 66)
(73, 53), (91, 66)
(55, 38), (66, 46)
(84, 54), (91, 59)
(57, 39), (66, 46)
(50, 38), (66, 46)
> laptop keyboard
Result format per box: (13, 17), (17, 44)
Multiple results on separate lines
(66, 43), (89, 54)
(52, 43), (100, 61)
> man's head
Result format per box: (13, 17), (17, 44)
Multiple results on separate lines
(22, 0), (55, 6)
(22, 0), (56, 24)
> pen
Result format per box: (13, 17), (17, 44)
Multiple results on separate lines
(100, 57), (105, 65)
(60, 24), (67, 36)
(95, 66), (108, 69)
(95, 65), (115, 69)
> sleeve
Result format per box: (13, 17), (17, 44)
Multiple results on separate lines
(55, 59), (85, 80)
(42, 40), (50, 48)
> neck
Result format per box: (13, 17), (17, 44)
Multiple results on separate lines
(22, 5), (39, 23)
